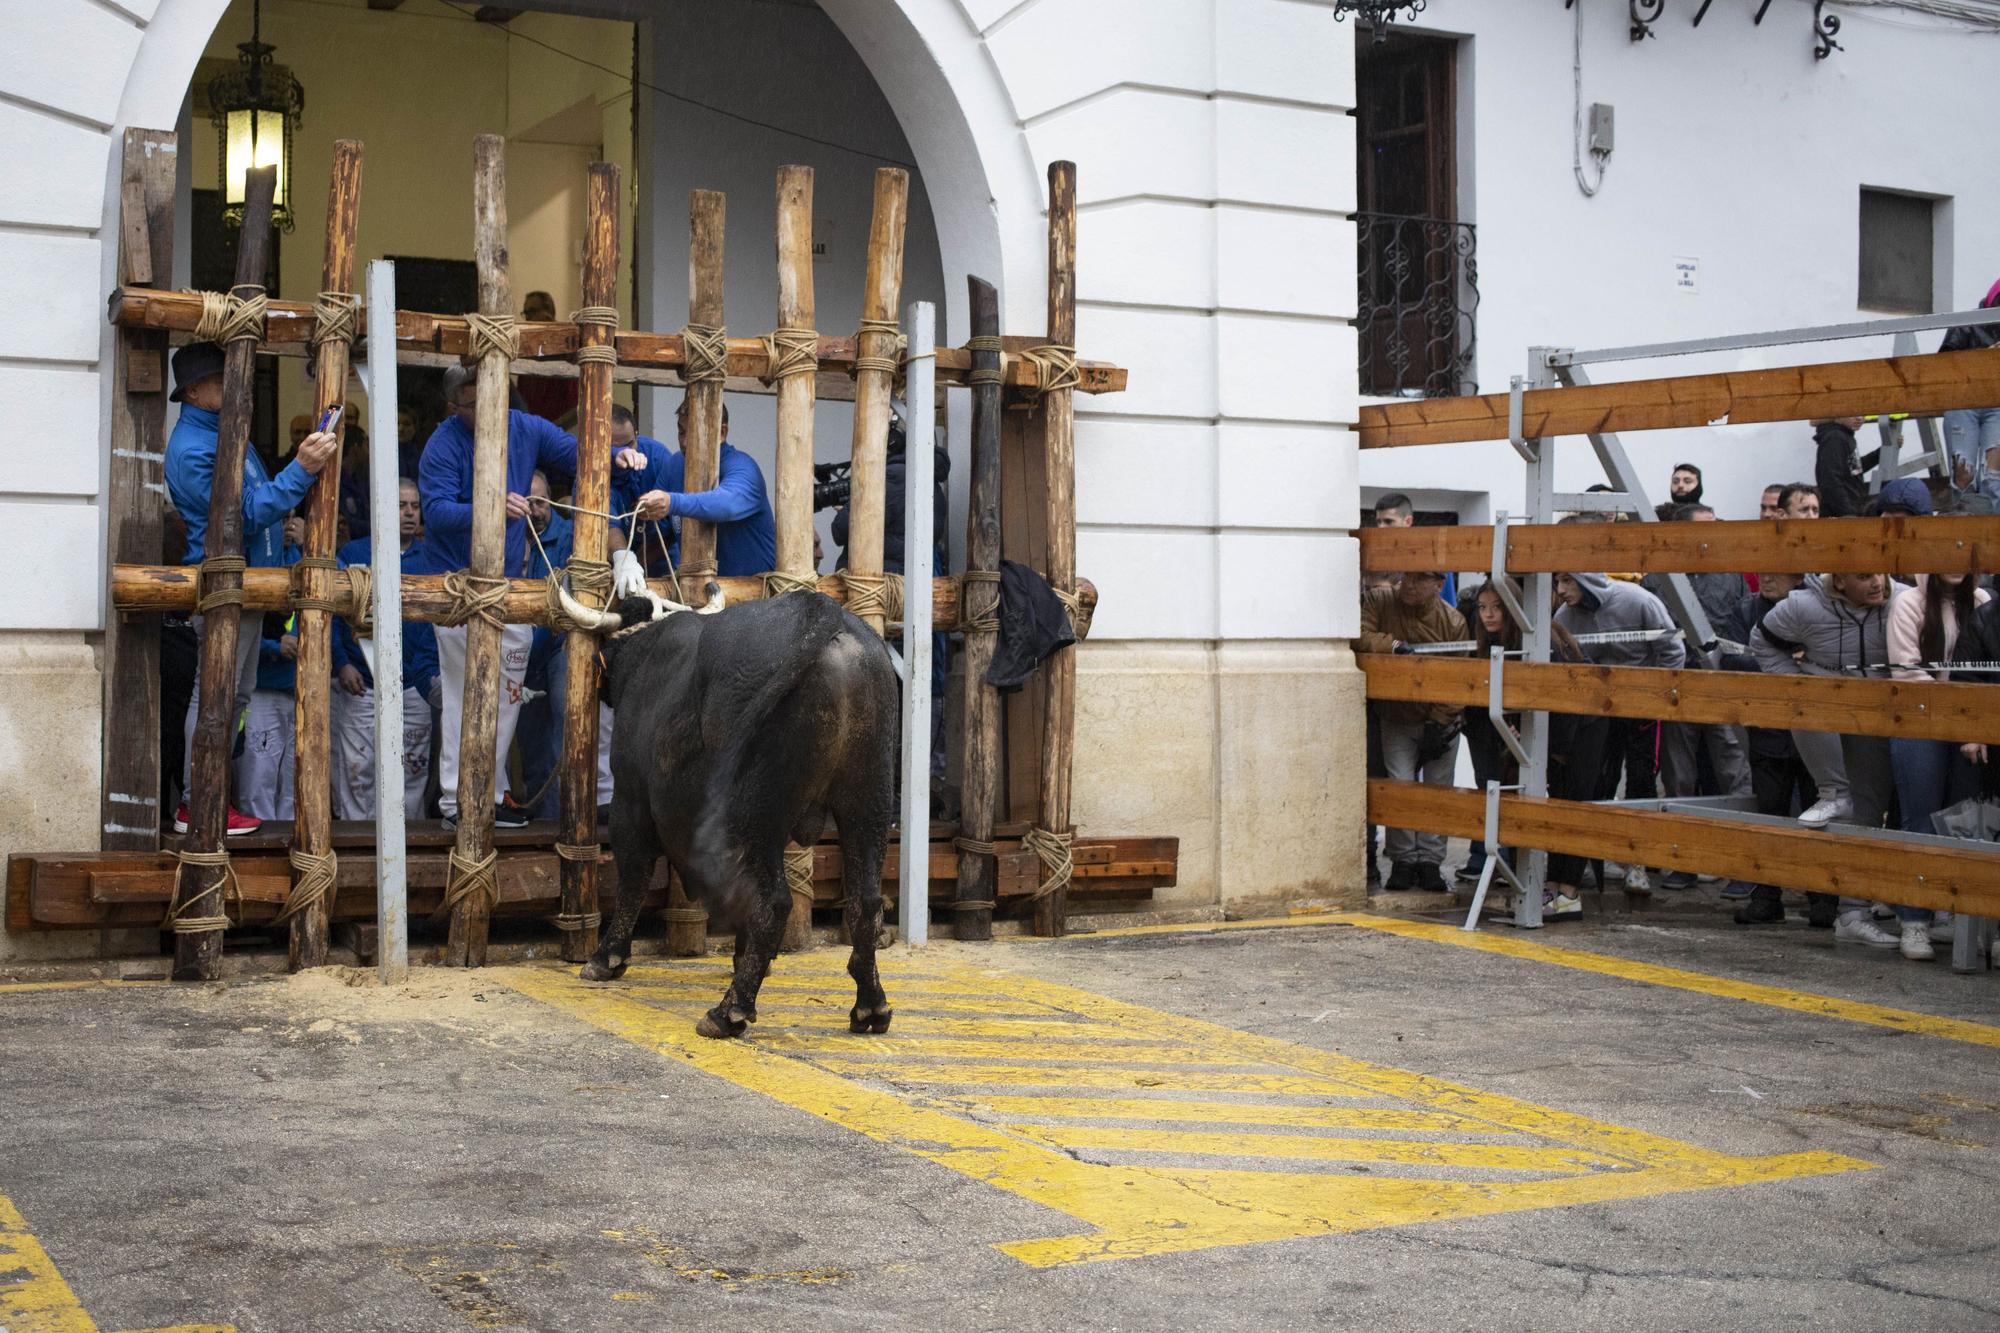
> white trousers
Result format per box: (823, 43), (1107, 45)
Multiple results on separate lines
(182, 613), (262, 799)
(331, 686), (435, 820)
(435, 622), (532, 818)
(235, 689), (295, 821)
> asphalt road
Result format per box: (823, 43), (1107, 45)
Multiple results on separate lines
(2, 911), (1997, 1331)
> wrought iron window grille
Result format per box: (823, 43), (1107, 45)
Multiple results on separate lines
(1356, 212), (1479, 400)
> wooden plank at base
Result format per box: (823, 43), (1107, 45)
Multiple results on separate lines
(1360, 655), (2000, 745)
(1366, 778), (2000, 917)
(1357, 346), (2000, 449)
(1359, 514), (2000, 577)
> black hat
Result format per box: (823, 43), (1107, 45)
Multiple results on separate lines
(169, 342), (226, 403)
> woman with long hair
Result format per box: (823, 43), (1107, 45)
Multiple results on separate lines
(1463, 578), (1604, 921)
(1888, 568), (1990, 960)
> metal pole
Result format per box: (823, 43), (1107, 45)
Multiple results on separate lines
(898, 300), (936, 946)
(365, 259), (408, 984)
(1514, 359), (1554, 929)
(1548, 303), (2000, 368)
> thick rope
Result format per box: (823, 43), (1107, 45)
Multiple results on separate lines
(465, 312), (519, 363)
(1052, 584), (1083, 631)
(344, 564), (373, 632)
(436, 569), (509, 630)
(165, 847), (236, 934)
(965, 334), (1006, 388)
(435, 846), (498, 921)
(552, 911), (604, 932)
(661, 906), (708, 924)
(546, 557), (613, 636)
(1020, 343), (1081, 398)
(572, 304), (619, 366)
(759, 327), (820, 384)
(784, 845), (816, 910)
(843, 570), (903, 624)
(552, 836), (605, 936)
(309, 291), (360, 355)
(272, 847), (337, 926)
(194, 555), (247, 615)
(680, 322), (729, 385)
(959, 568), (1000, 634)
(289, 555), (343, 614)
(554, 842), (602, 863)
(1023, 826), (1074, 903)
(953, 836), (996, 856)
(853, 317), (906, 378)
(193, 286), (268, 345)
(763, 570), (819, 599)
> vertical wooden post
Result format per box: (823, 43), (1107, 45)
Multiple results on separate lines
(664, 188), (726, 958)
(104, 128), (176, 853)
(557, 161), (621, 964)
(953, 276), (1003, 941)
(445, 134), (511, 968)
(774, 165), (819, 954)
(1033, 161), (1078, 939)
(846, 168), (909, 636)
(289, 139), (364, 972)
(170, 166), (276, 982)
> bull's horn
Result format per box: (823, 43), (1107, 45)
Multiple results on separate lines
(557, 581), (622, 634)
(697, 581), (725, 614)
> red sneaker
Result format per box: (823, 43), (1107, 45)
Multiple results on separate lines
(172, 803), (263, 837)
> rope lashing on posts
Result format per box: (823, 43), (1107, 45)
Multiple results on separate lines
(681, 322), (729, 385)
(1023, 826), (1075, 903)
(308, 291), (360, 354)
(288, 555), (344, 614)
(783, 845), (816, 912)
(193, 285), (268, 345)
(843, 570), (904, 624)
(436, 569), (509, 629)
(759, 327), (820, 385)
(551, 838), (605, 935)
(1020, 343), (1081, 398)
(963, 334), (1005, 387)
(572, 305), (619, 366)
(1052, 584), (1083, 632)
(546, 557), (613, 635)
(950, 835), (997, 913)
(763, 571), (819, 599)
(272, 847), (337, 926)
(853, 317), (907, 379)
(343, 564), (373, 632)
(959, 569), (1000, 634)
(193, 555), (247, 614)
(434, 846), (498, 923)
(465, 312), (519, 363)
(164, 848), (237, 934)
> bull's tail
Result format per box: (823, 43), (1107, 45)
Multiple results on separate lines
(688, 595), (850, 895)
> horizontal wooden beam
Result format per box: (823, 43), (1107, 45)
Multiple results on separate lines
(1366, 778), (2000, 918)
(104, 288), (1127, 395)
(1358, 347), (2000, 448)
(111, 564), (1100, 639)
(1360, 654), (2000, 744)
(1359, 515), (2000, 575)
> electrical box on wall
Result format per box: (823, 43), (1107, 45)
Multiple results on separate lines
(1588, 103), (1615, 155)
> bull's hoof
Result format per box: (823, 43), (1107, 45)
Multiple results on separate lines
(696, 1007), (749, 1040)
(579, 953), (627, 983)
(848, 1005), (893, 1035)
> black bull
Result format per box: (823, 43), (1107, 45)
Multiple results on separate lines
(578, 590), (899, 1040)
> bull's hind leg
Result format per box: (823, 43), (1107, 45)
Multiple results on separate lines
(696, 857), (787, 1040)
(840, 823), (892, 1034)
(581, 796), (658, 982)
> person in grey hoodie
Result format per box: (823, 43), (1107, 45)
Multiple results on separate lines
(1556, 572), (1684, 893)
(1751, 570), (1908, 949)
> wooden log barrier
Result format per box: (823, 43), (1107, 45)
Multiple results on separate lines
(555, 161), (620, 964)
(103, 128), (176, 855)
(168, 165), (276, 982)
(444, 134), (512, 968)
(954, 277), (1004, 942)
(1360, 654), (2000, 746)
(847, 167), (909, 637)
(288, 138), (364, 972)
(1367, 778), (2000, 918)
(1032, 161), (1079, 939)
(773, 164), (819, 954)
(1360, 514), (2000, 577)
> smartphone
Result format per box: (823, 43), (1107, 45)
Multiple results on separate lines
(316, 403), (344, 435)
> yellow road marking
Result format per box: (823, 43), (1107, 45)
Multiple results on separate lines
(618, 984), (1065, 1018)
(1, 1194), (233, 1333)
(497, 957), (1869, 1267)
(0, 980), (166, 996)
(949, 1095), (1494, 1133)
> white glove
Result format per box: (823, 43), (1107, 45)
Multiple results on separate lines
(610, 547), (648, 600)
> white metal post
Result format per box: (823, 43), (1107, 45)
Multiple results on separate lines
(898, 301), (936, 946)
(365, 259), (408, 984)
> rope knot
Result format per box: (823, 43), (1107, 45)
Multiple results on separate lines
(572, 304), (619, 366)
(274, 847), (338, 926)
(288, 555), (343, 615)
(1023, 826), (1075, 903)
(166, 847), (237, 934)
(547, 558), (613, 635)
(759, 327), (820, 385)
(843, 570), (904, 624)
(309, 291), (360, 355)
(465, 312), (519, 363)
(784, 845), (816, 905)
(763, 570), (820, 599)
(437, 570), (509, 629)
(435, 846), (498, 922)
(194, 555), (248, 615)
(193, 286), (268, 345)
(853, 317), (905, 380)
(1021, 343), (1080, 398)
(681, 322), (729, 385)
(959, 568), (1000, 634)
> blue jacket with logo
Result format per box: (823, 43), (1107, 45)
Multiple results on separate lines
(164, 405), (317, 567)
(416, 410), (577, 577)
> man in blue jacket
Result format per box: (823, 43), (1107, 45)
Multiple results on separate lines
(616, 399), (777, 577)
(164, 341), (338, 836)
(418, 366), (645, 828)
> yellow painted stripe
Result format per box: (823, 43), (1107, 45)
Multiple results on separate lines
(815, 1060), (1377, 1097)
(615, 970), (1002, 1002)
(616, 985), (1067, 1018)
(951, 1096), (1495, 1134)
(755, 1033), (1265, 1066)
(1, 1193), (100, 1333)
(0, 979), (166, 996)
(1006, 1123), (1630, 1174)
(1329, 912), (2000, 1051)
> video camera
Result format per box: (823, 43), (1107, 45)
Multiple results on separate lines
(811, 416), (908, 512)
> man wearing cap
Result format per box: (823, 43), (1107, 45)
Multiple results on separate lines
(1356, 570), (1468, 892)
(417, 365), (646, 829)
(163, 341), (339, 836)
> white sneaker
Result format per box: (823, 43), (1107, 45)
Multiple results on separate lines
(1624, 866), (1651, 893)
(1543, 890), (1583, 921)
(1870, 902), (1895, 921)
(1927, 912), (1955, 944)
(1798, 796), (1852, 827)
(1834, 911), (1898, 949)
(1899, 923), (1935, 961)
